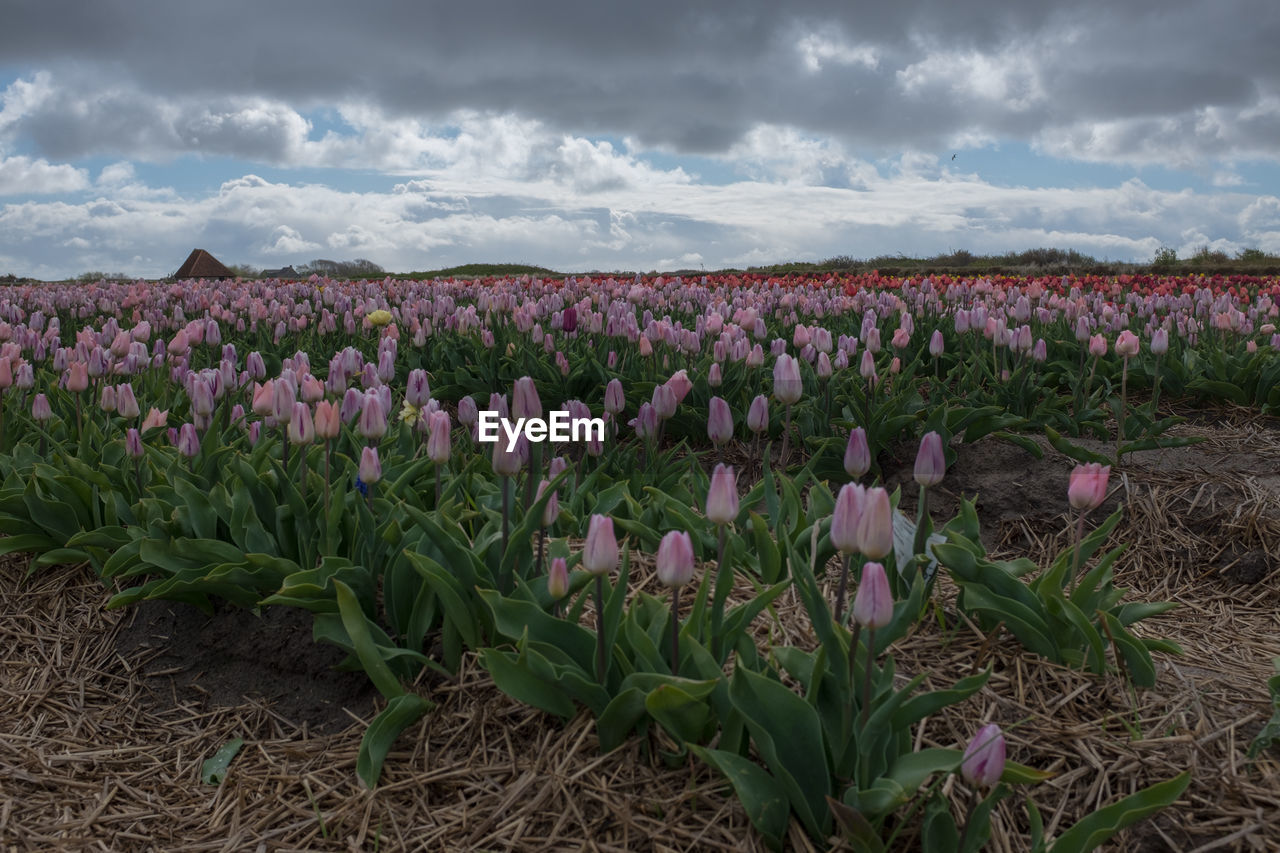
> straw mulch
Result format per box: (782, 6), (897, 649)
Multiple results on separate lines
(3, 411), (1280, 851)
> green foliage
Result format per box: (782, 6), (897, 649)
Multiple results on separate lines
(934, 500), (1180, 686)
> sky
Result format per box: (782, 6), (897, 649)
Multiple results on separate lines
(1, 0), (1279, 279)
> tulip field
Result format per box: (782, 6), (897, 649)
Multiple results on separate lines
(3, 271), (1280, 850)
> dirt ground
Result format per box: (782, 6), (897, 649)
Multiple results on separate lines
(2, 409), (1279, 851)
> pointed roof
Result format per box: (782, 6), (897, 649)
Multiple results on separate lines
(173, 248), (234, 280)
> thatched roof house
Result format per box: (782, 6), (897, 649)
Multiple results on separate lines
(172, 249), (233, 280)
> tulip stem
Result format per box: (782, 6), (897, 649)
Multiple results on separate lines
(281, 425), (290, 473)
(670, 587), (681, 678)
(595, 574), (607, 683)
(1068, 509), (1086, 596)
(1115, 356), (1129, 462)
(435, 465), (442, 507)
(710, 524), (729, 660)
(834, 553), (852, 624)
(323, 442), (331, 521)
(501, 475), (511, 592)
(1152, 353), (1164, 416)
(860, 625), (876, 732)
(779, 404), (792, 469)
(535, 526), (546, 578)
(298, 447), (308, 500)
(913, 487), (932, 580)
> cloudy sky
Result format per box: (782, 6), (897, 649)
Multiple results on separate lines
(2, 0), (1278, 279)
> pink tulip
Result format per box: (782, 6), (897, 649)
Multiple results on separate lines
(651, 384), (677, 420)
(707, 396), (733, 446)
(358, 391), (387, 440)
(125, 427), (143, 459)
(665, 369), (693, 404)
(582, 514), (618, 575)
(547, 557), (570, 599)
(116, 383), (140, 419)
(426, 410), (451, 463)
(929, 330), (945, 357)
(67, 361), (89, 393)
(1068, 463), (1110, 511)
(359, 445), (382, 484)
(961, 723), (1006, 788)
(177, 423), (200, 458)
(1151, 328), (1169, 355)
(32, 393), (52, 422)
(536, 478), (559, 527)
(458, 395), (479, 427)
(747, 395), (769, 434)
(1115, 330), (1140, 358)
(655, 530), (695, 587)
(603, 379), (625, 415)
(773, 354), (802, 405)
(513, 376), (542, 420)
(99, 384), (117, 413)
(852, 561), (893, 629)
(141, 407), (168, 432)
(314, 400), (341, 440)
(857, 487), (893, 560)
(914, 431), (945, 487)
(705, 463), (738, 526)
(1088, 334), (1107, 358)
(491, 436), (523, 477)
(844, 427), (871, 479)
(288, 402), (314, 445)
(830, 483), (866, 555)
(251, 380), (275, 417)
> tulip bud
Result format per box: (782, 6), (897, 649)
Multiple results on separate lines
(666, 369), (693, 404)
(126, 427), (144, 458)
(491, 437), (523, 478)
(1068, 462), (1110, 511)
(547, 556), (571, 599)
(582, 514), (618, 575)
(67, 361), (89, 393)
(314, 400), (340, 440)
(358, 391), (387, 440)
(177, 423), (200, 458)
(288, 401), (315, 445)
(705, 463), (738, 525)
(844, 427), (871, 479)
(747, 394), (769, 434)
(1151, 328), (1168, 355)
(773, 354), (802, 405)
(603, 379), (625, 415)
(115, 383), (140, 419)
(513, 376), (542, 420)
(830, 483), (866, 555)
(1088, 334), (1107, 358)
(929, 329), (945, 358)
(707, 396), (733, 446)
(708, 362), (723, 386)
(852, 561), (893, 628)
(1115, 330), (1140, 358)
(857, 487), (893, 560)
(536, 478), (559, 527)
(32, 393), (52, 422)
(359, 445), (382, 484)
(100, 384), (117, 414)
(961, 723), (1006, 789)
(426, 410), (451, 464)
(914, 431), (945, 487)
(655, 530), (695, 587)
